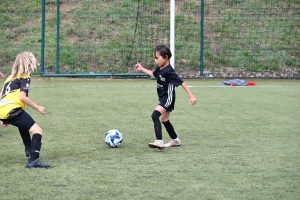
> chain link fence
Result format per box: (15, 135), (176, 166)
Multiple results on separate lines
(204, 0), (300, 77)
(0, 0), (299, 77)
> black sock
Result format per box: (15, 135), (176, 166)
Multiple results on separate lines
(18, 128), (31, 149)
(151, 110), (162, 140)
(30, 134), (42, 161)
(162, 120), (177, 139)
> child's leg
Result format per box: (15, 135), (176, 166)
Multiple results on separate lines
(28, 123), (43, 162)
(6, 111), (50, 168)
(161, 112), (178, 139)
(30, 133), (42, 161)
(18, 127), (31, 148)
(148, 106), (168, 149)
(162, 120), (178, 139)
(28, 123), (50, 168)
(18, 127), (31, 157)
(151, 110), (162, 140)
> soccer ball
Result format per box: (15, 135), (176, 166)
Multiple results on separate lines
(104, 129), (123, 147)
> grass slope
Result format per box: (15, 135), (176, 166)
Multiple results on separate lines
(0, 0), (299, 73)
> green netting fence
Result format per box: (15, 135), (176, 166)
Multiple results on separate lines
(205, 0), (300, 75)
(0, 0), (299, 77)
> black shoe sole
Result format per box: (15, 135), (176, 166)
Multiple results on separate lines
(148, 144), (164, 150)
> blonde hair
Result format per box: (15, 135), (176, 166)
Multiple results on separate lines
(8, 52), (38, 80)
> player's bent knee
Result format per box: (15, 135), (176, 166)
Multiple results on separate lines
(29, 123), (43, 135)
(151, 110), (161, 121)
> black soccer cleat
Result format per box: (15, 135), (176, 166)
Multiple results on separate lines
(27, 159), (51, 169)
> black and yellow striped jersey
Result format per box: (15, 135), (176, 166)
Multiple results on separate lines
(0, 75), (30, 119)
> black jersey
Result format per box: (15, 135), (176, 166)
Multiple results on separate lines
(0, 75), (30, 119)
(153, 65), (183, 101)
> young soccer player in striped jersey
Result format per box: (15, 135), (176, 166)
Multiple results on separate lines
(0, 52), (50, 168)
(135, 44), (197, 150)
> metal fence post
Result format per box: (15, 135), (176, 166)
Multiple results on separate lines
(56, 0), (60, 74)
(40, 0), (46, 76)
(199, 0), (204, 77)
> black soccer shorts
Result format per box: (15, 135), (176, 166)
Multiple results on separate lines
(2, 111), (36, 131)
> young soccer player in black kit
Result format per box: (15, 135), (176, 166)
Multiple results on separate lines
(0, 52), (50, 168)
(135, 44), (197, 150)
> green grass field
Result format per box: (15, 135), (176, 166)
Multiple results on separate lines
(0, 78), (299, 199)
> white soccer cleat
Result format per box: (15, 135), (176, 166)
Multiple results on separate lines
(164, 138), (181, 147)
(148, 140), (165, 150)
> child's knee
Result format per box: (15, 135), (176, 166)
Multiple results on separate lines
(29, 123), (43, 135)
(151, 110), (161, 122)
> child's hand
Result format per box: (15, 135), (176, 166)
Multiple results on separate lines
(134, 62), (143, 71)
(189, 97), (197, 105)
(1, 121), (9, 127)
(0, 72), (3, 78)
(36, 105), (45, 115)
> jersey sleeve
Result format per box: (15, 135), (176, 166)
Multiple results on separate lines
(153, 67), (160, 78)
(20, 78), (30, 92)
(167, 69), (183, 87)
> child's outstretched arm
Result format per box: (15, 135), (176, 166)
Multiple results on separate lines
(20, 91), (45, 115)
(181, 82), (197, 105)
(134, 62), (154, 77)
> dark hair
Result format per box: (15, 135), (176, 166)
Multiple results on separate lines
(153, 44), (172, 60)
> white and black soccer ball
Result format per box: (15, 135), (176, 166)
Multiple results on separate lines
(104, 129), (123, 147)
